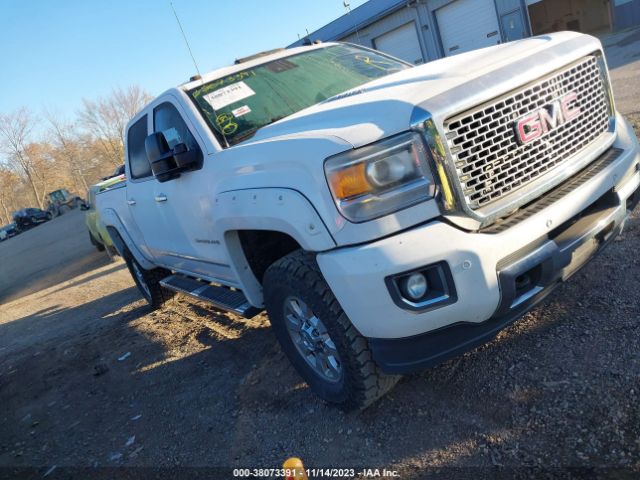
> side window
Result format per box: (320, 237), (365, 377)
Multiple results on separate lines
(153, 102), (203, 165)
(127, 115), (151, 179)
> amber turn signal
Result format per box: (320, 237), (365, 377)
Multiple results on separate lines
(328, 162), (371, 199)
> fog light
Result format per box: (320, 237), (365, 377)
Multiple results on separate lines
(387, 262), (456, 311)
(402, 273), (428, 300)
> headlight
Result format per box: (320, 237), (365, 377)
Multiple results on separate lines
(325, 132), (434, 222)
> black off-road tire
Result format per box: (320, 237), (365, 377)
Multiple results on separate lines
(89, 232), (105, 251)
(124, 251), (175, 309)
(263, 250), (400, 411)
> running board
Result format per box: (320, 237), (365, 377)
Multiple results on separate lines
(160, 274), (262, 318)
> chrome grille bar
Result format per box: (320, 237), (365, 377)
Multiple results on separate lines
(444, 55), (610, 211)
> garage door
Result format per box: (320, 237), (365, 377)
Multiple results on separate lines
(436, 0), (502, 56)
(374, 22), (424, 64)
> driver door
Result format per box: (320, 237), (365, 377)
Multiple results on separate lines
(146, 98), (235, 283)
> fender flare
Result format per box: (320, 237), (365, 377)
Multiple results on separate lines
(214, 188), (336, 306)
(101, 208), (156, 270)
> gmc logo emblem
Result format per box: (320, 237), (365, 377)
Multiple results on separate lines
(514, 92), (581, 145)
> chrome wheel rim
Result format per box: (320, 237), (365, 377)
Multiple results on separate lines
(284, 296), (342, 383)
(131, 262), (151, 299)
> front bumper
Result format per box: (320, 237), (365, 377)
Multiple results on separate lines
(317, 116), (640, 374)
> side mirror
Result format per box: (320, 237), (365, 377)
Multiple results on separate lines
(145, 132), (199, 183)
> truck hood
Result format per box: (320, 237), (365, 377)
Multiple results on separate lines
(246, 31), (603, 149)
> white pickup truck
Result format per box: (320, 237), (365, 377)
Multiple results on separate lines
(98, 32), (640, 410)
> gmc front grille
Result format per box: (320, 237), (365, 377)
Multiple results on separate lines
(444, 55), (610, 211)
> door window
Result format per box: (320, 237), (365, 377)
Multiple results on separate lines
(153, 102), (203, 165)
(127, 115), (151, 179)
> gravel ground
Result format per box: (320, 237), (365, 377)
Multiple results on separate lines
(0, 134), (639, 477)
(605, 27), (640, 116)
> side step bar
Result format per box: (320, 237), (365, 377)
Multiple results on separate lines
(159, 274), (262, 318)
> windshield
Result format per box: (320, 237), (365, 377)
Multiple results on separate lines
(189, 44), (410, 147)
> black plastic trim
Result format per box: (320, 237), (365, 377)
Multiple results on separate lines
(481, 147), (623, 233)
(369, 285), (557, 374)
(385, 261), (457, 313)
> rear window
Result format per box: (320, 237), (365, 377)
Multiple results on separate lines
(127, 115), (151, 179)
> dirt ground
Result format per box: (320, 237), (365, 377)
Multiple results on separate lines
(2, 92), (640, 478)
(1, 185), (640, 480)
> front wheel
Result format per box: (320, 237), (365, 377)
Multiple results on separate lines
(46, 212), (53, 221)
(124, 252), (174, 308)
(263, 250), (399, 411)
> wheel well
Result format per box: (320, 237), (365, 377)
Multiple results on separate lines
(106, 226), (126, 256)
(238, 230), (302, 284)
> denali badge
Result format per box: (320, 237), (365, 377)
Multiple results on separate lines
(514, 92), (581, 145)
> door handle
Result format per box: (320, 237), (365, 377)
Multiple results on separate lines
(155, 194), (168, 203)
(127, 199), (136, 205)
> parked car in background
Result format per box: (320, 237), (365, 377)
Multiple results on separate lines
(0, 223), (19, 241)
(84, 173), (125, 253)
(46, 188), (86, 217)
(12, 208), (52, 230)
(101, 164), (125, 181)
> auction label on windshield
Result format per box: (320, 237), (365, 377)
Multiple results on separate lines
(232, 105), (251, 118)
(204, 81), (256, 110)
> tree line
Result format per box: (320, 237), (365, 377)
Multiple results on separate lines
(0, 86), (151, 225)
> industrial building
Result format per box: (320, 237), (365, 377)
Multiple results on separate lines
(289, 0), (640, 63)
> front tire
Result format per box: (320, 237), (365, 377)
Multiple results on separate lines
(124, 251), (174, 308)
(263, 250), (399, 411)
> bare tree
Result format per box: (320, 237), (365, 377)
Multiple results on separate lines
(45, 110), (89, 192)
(77, 85), (152, 168)
(0, 167), (20, 224)
(0, 108), (44, 208)
(0, 85), (150, 218)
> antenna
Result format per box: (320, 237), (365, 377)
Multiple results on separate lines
(169, 1), (202, 80)
(343, 0), (362, 44)
(168, 1), (229, 148)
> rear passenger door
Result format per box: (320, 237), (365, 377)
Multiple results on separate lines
(125, 113), (165, 260)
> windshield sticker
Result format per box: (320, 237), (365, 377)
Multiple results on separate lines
(355, 55), (400, 72)
(203, 81), (256, 110)
(231, 105), (251, 118)
(216, 113), (238, 136)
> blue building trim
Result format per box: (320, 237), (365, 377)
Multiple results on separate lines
(612, 0), (640, 30)
(288, 0), (407, 47)
(290, 0), (635, 61)
(289, 0), (532, 58)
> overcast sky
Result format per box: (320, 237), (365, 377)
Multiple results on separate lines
(0, 0), (367, 122)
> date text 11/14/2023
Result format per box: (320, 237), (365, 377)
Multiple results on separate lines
(232, 467), (400, 478)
